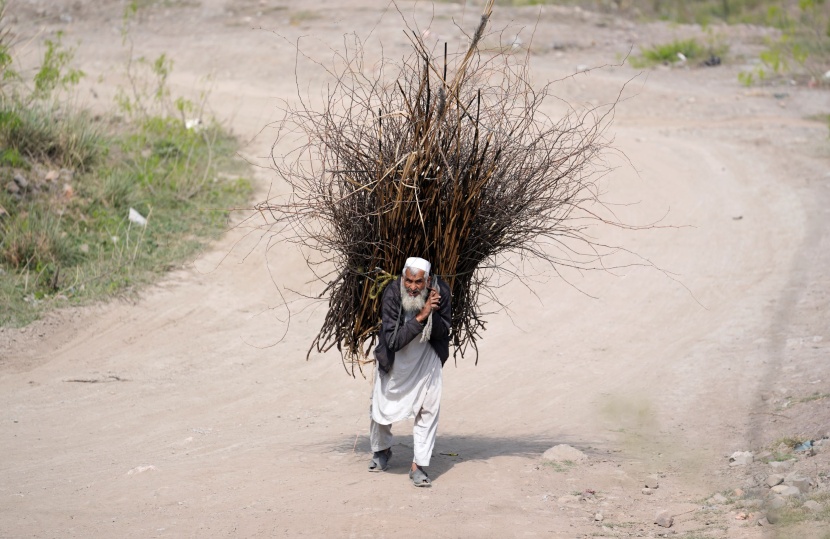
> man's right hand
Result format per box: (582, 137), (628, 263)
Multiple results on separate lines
(416, 289), (440, 324)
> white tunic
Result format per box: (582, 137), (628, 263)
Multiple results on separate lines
(371, 314), (443, 425)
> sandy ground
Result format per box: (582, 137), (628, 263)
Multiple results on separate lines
(2, 1), (830, 537)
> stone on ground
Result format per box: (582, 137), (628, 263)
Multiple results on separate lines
(766, 474), (785, 487)
(654, 510), (673, 528)
(729, 451), (754, 466)
(542, 444), (588, 462)
(644, 475), (659, 489)
(771, 485), (801, 498)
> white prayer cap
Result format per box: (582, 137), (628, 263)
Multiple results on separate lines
(403, 257), (431, 276)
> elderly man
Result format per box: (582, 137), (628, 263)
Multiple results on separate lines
(369, 257), (452, 487)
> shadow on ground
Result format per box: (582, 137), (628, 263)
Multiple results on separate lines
(325, 433), (604, 480)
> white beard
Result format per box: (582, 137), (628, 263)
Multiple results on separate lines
(400, 278), (428, 315)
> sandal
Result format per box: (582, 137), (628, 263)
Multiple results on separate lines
(409, 465), (431, 487)
(368, 448), (392, 472)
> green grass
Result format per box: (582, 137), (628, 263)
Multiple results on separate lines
(0, 0), (253, 327)
(0, 102), (101, 171)
(796, 392), (830, 404)
(0, 105), (251, 326)
(542, 459), (576, 472)
(630, 38), (705, 67)
(769, 495), (830, 528)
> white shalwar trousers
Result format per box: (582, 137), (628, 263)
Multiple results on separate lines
(370, 337), (443, 467)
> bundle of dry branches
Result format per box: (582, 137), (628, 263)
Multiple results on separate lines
(255, 1), (622, 376)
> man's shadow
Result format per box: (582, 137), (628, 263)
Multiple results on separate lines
(329, 433), (590, 480)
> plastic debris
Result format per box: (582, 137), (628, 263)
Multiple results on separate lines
(185, 118), (203, 131)
(794, 440), (813, 452)
(128, 207), (148, 227)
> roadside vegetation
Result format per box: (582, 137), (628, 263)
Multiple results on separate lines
(0, 1), (251, 326)
(449, 0), (830, 85)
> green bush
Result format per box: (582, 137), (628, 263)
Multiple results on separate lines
(637, 38), (705, 65)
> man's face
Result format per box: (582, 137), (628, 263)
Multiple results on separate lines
(403, 268), (427, 298)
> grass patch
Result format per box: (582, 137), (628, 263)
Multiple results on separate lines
(770, 497), (830, 528)
(0, 110), (251, 326)
(0, 101), (102, 171)
(635, 38), (704, 66)
(796, 392), (830, 404)
(628, 37), (730, 68)
(542, 459), (576, 472)
(289, 10), (320, 26)
(0, 4), (252, 326)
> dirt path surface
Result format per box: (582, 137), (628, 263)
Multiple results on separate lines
(2, 1), (830, 537)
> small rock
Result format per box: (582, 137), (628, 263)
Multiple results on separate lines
(767, 495), (786, 509)
(642, 488), (655, 495)
(766, 474), (784, 487)
(729, 451), (754, 466)
(733, 488), (744, 498)
(756, 450), (773, 461)
(654, 510), (673, 528)
(63, 184), (74, 199)
(803, 500), (822, 513)
(768, 460), (794, 471)
(703, 54), (721, 67)
(784, 474), (811, 493)
(766, 510), (780, 524)
(758, 516), (771, 526)
(542, 444), (588, 463)
(771, 485), (801, 498)
(13, 173), (28, 190)
(644, 476), (659, 489)
(575, 64), (589, 73)
(126, 465), (158, 475)
(5, 181), (20, 195)
(45, 170), (60, 182)
(739, 499), (763, 509)
(594, 512), (603, 522)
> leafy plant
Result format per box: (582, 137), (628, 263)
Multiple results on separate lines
(739, 0), (830, 85)
(31, 32), (84, 101)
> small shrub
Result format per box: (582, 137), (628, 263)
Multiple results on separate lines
(0, 102), (102, 170)
(739, 0), (830, 85)
(0, 207), (76, 270)
(631, 38), (705, 67)
(31, 32), (84, 101)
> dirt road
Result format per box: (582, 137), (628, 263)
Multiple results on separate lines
(2, 1), (829, 537)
